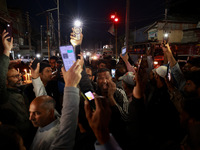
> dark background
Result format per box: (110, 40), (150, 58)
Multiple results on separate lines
(6, 0), (200, 49)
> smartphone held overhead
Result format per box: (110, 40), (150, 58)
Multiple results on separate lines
(111, 69), (116, 78)
(73, 20), (82, 40)
(31, 59), (40, 70)
(121, 47), (126, 56)
(6, 24), (12, 42)
(59, 45), (76, 71)
(166, 63), (171, 81)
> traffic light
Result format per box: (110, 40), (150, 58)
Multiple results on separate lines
(110, 14), (119, 23)
(114, 18), (119, 22)
(110, 15), (115, 19)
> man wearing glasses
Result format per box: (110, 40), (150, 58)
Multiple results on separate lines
(7, 70), (22, 88)
(0, 30), (32, 148)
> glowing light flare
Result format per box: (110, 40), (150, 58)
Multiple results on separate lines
(164, 33), (169, 38)
(92, 56), (98, 60)
(154, 61), (158, 65)
(36, 54), (41, 58)
(114, 18), (119, 22)
(110, 15), (115, 19)
(74, 20), (82, 27)
(86, 52), (91, 56)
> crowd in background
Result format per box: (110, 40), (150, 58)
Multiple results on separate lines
(0, 29), (200, 150)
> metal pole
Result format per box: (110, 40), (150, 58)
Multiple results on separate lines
(125, 0), (130, 53)
(47, 14), (50, 61)
(115, 24), (118, 59)
(26, 12), (32, 51)
(40, 25), (43, 52)
(57, 0), (61, 48)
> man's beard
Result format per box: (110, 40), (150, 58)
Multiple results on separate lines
(10, 80), (22, 87)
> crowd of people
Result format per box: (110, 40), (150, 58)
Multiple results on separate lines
(0, 28), (200, 150)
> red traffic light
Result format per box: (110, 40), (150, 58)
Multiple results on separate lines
(114, 18), (119, 22)
(110, 15), (115, 19)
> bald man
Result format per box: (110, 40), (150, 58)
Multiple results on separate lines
(29, 60), (82, 150)
(29, 96), (56, 128)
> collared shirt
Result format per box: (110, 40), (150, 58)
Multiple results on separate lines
(30, 118), (60, 150)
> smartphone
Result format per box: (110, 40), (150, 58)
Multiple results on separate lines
(121, 47), (126, 56)
(166, 63), (171, 81)
(163, 34), (169, 47)
(59, 45), (76, 71)
(111, 69), (116, 78)
(6, 24), (12, 42)
(73, 26), (82, 40)
(31, 59), (40, 70)
(82, 91), (96, 110)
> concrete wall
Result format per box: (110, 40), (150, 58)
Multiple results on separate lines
(157, 30), (183, 43)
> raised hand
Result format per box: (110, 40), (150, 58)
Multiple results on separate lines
(107, 80), (116, 98)
(78, 53), (84, 69)
(1, 30), (13, 57)
(84, 94), (111, 144)
(70, 28), (83, 47)
(120, 52), (129, 63)
(29, 60), (40, 79)
(161, 42), (171, 53)
(62, 59), (82, 87)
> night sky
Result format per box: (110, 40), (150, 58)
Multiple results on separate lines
(6, 0), (199, 49)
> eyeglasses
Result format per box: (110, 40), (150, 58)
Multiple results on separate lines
(8, 74), (21, 78)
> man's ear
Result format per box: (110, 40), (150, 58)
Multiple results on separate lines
(92, 76), (95, 81)
(49, 109), (55, 118)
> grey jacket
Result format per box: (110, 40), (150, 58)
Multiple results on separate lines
(30, 77), (80, 150)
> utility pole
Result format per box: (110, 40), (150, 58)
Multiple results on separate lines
(46, 14), (50, 61)
(26, 12), (32, 51)
(125, 0), (130, 53)
(165, 0), (169, 20)
(40, 25), (43, 52)
(57, 0), (61, 47)
(36, 2), (60, 57)
(115, 23), (118, 59)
